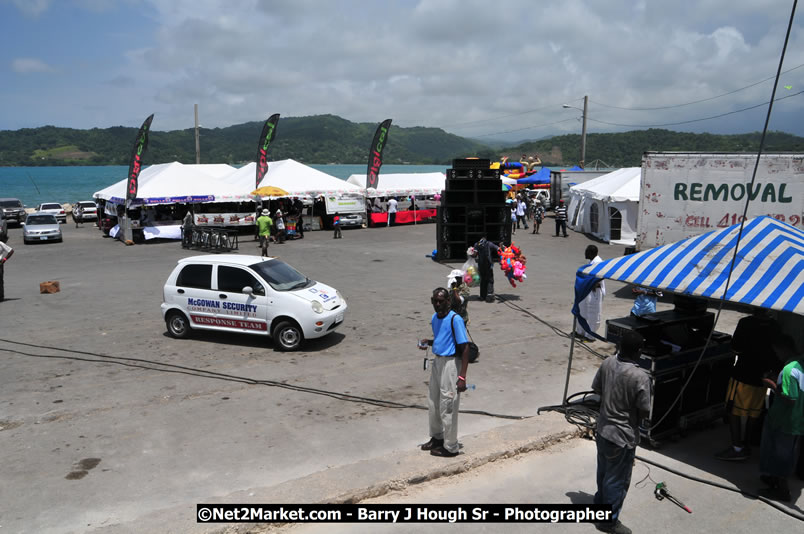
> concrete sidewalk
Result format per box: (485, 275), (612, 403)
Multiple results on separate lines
(96, 412), (579, 533)
(283, 424), (804, 534)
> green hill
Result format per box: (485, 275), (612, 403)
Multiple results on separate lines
(0, 115), (494, 167)
(1, 116), (802, 167)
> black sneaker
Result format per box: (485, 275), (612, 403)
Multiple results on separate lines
(758, 486), (791, 502)
(420, 437), (443, 451)
(715, 446), (749, 461)
(595, 521), (631, 534)
(430, 445), (459, 457)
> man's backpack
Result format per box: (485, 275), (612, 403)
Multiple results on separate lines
(450, 313), (479, 364)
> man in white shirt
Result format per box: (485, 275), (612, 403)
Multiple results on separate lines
(387, 197), (398, 226)
(576, 245), (605, 341)
(516, 197), (528, 230)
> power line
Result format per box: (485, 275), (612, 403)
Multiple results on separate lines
(471, 118), (577, 138)
(591, 62), (804, 111)
(435, 98), (586, 130)
(586, 90), (803, 128)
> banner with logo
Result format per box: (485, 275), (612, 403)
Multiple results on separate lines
(126, 114), (155, 202)
(366, 119), (392, 190)
(256, 113), (280, 189)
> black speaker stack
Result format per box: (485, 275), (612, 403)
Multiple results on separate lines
(436, 158), (510, 261)
(605, 310), (734, 446)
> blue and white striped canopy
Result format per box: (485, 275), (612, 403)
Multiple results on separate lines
(577, 216), (804, 315)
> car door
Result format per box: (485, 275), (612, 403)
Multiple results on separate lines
(214, 265), (273, 335)
(170, 263), (220, 330)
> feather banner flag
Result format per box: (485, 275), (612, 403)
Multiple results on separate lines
(126, 114), (154, 201)
(366, 119), (392, 190)
(256, 113), (280, 189)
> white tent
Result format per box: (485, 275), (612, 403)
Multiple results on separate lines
(225, 160), (363, 199)
(566, 167), (641, 245)
(93, 162), (251, 205)
(346, 172), (446, 196)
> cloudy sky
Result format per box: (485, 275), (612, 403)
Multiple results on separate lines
(1, 0), (802, 142)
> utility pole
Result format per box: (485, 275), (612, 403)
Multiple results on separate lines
(580, 95), (588, 169)
(194, 103), (200, 164)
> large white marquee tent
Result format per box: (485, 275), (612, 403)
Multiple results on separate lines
(566, 167), (641, 245)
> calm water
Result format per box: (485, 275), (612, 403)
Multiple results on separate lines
(0, 164), (449, 208)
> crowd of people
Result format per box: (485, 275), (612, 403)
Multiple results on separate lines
(507, 190), (550, 237)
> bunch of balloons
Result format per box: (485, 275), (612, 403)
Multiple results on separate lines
(463, 265), (480, 286)
(499, 243), (527, 288)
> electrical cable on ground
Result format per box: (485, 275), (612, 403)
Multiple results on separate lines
(0, 337), (526, 421)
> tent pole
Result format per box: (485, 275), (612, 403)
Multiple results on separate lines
(563, 316), (578, 406)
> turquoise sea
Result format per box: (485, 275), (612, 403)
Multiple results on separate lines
(0, 164), (449, 208)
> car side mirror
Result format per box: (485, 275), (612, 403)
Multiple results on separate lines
(242, 286), (253, 295)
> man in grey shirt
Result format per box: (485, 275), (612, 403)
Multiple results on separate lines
(592, 330), (651, 534)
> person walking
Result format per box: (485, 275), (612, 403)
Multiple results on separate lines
(182, 210), (194, 249)
(509, 201), (517, 235)
(256, 209), (273, 257)
(473, 236), (499, 303)
(418, 287), (470, 458)
(274, 210), (286, 244)
(0, 239), (14, 302)
(516, 196), (528, 230)
(296, 212), (305, 239)
(555, 199), (568, 237)
(333, 212), (342, 239)
(74, 204), (83, 228)
(592, 330), (652, 534)
(532, 200), (545, 234)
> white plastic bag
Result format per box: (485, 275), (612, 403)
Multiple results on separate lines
(461, 256), (479, 287)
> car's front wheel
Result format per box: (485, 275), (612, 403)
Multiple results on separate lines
(272, 320), (303, 351)
(166, 310), (192, 339)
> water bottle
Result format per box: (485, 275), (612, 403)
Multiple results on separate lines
(465, 384), (476, 391)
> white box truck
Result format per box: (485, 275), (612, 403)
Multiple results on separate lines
(636, 152), (803, 250)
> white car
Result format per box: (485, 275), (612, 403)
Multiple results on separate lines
(35, 202), (67, 223)
(72, 201), (98, 222)
(22, 213), (63, 243)
(161, 254), (347, 351)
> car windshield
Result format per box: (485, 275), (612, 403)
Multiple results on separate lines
(249, 259), (312, 292)
(79, 202), (96, 208)
(27, 215), (58, 225)
(1, 200), (22, 208)
(41, 204), (61, 210)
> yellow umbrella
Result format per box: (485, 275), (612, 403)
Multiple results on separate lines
(251, 185), (290, 198)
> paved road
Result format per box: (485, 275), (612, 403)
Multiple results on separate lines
(0, 219), (747, 533)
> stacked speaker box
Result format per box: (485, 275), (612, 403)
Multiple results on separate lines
(436, 158), (509, 261)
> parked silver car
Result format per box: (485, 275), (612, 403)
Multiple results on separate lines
(22, 213), (63, 244)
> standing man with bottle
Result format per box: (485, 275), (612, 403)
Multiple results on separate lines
(418, 287), (470, 458)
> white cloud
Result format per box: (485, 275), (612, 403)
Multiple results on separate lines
(11, 57), (55, 73)
(1, 0), (802, 138)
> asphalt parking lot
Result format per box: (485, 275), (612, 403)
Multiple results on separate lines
(0, 219), (748, 533)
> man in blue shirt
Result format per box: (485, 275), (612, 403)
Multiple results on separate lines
(418, 287), (470, 457)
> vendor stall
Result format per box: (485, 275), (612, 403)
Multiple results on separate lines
(569, 216), (804, 444)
